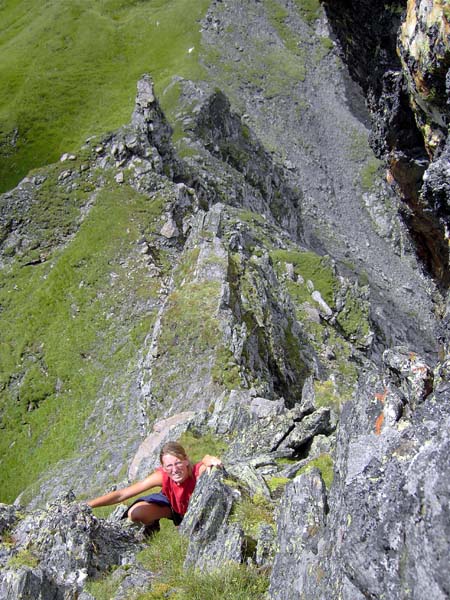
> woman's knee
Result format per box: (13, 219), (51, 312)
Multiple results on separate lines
(127, 502), (172, 524)
(128, 502), (148, 523)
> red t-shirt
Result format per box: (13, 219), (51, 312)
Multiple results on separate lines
(158, 461), (203, 515)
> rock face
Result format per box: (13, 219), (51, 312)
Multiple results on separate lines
(0, 1), (450, 599)
(269, 348), (450, 599)
(268, 469), (328, 600)
(0, 493), (146, 600)
(180, 468), (244, 571)
(326, 371), (450, 599)
(322, 0), (450, 286)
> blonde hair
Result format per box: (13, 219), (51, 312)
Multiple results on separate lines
(159, 441), (188, 464)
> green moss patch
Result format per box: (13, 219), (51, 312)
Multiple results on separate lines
(159, 281), (221, 352)
(314, 380), (342, 411)
(172, 248), (200, 288)
(151, 278), (222, 404)
(212, 346), (242, 390)
(262, 1), (307, 87)
(85, 572), (123, 600)
(266, 476), (290, 493)
(335, 289), (371, 343)
(270, 248), (336, 307)
(296, 453), (334, 489)
(293, 0), (321, 24)
(7, 548), (39, 569)
(231, 493), (275, 539)
(360, 156), (384, 191)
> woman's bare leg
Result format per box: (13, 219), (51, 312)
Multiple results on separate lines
(127, 501), (172, 525)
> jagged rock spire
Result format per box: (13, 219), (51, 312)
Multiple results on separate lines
(130, 73), (173, 157)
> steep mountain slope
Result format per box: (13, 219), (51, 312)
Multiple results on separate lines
(196, 0), (441, 356)
(0, 0), (449, 598)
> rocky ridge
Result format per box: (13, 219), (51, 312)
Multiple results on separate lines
(0, 0), (449, 598)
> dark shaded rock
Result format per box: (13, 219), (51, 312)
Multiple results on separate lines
(180, 468), (244, 571)
(281, 407), (335, 451)
(194, 90), (303, 239)
(321, 0), (450, 286)
(422, 133), (450, 243)
(397, 2), (450, 158)
(321, 0), (425, 169)
(0, 503), (19, 536)
(0, 567), (68, 600)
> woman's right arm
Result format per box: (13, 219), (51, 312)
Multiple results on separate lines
(87, 470), (163, 508)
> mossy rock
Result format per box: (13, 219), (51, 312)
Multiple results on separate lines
(296, 453), (334, 489)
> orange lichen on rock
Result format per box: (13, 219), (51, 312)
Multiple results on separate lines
(375, 412), (384, 435)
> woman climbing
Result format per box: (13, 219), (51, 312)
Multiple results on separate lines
(87, 441), (222, 536)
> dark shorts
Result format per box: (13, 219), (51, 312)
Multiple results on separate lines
(122, 492), (183, 525)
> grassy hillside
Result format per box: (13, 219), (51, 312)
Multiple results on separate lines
(0, 169), (169, 502)
(0, 0), (209, 193)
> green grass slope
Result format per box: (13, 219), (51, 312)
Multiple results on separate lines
(0, 169), (168, 502)
(0, 0), (209, 193)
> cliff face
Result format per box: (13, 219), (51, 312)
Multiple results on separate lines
(322, 0), (450, 285)
(0, 1), (449, 598)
